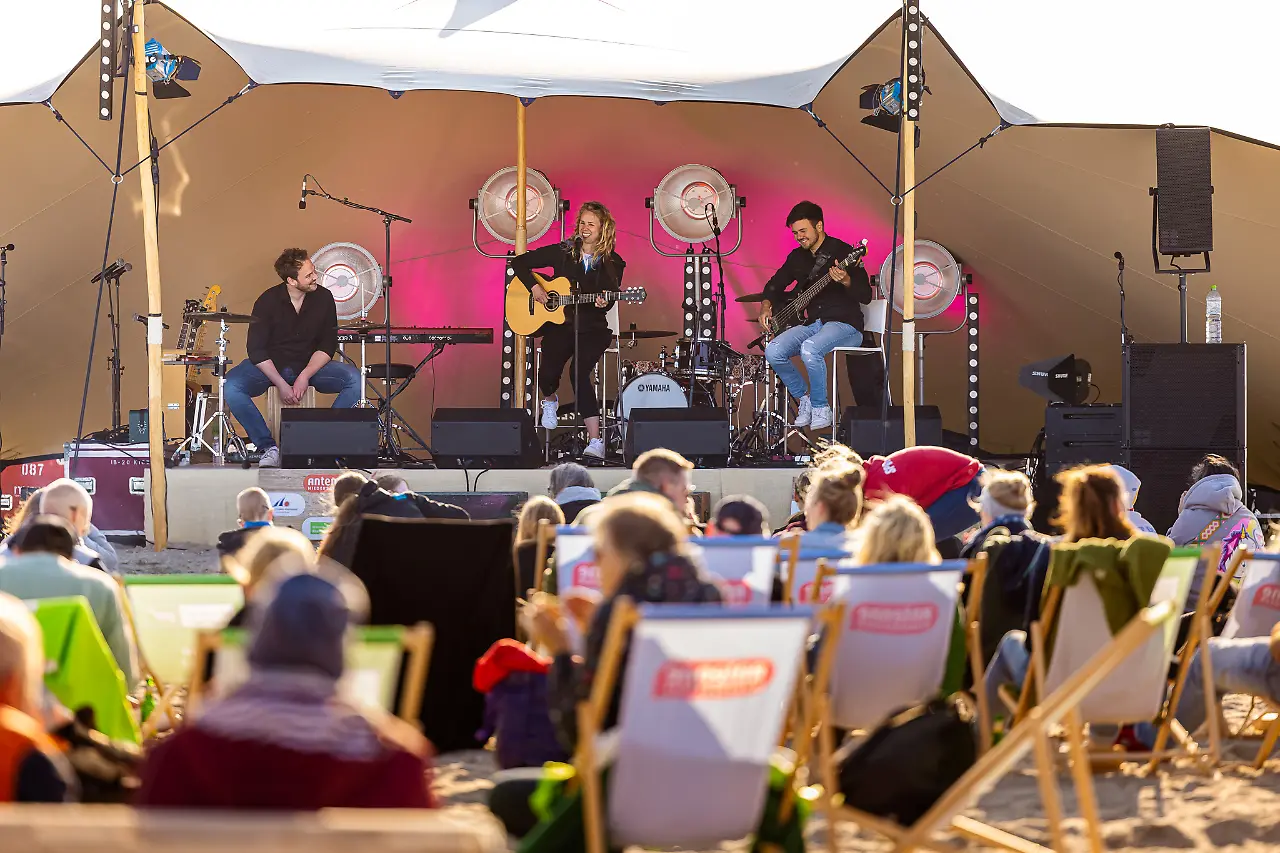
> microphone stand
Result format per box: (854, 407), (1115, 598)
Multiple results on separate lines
(91, 259), (132, 434)
(706, 204), (733, 460)
(305, 183), (412, 461)
(0, 244), (10, 348)
(1115, 253), (1131, 349)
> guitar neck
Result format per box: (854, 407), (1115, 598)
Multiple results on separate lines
(561, 291), (630, 305)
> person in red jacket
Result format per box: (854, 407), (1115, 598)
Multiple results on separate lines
(137, 562), (435, 810)
(860, 446), (984, 540)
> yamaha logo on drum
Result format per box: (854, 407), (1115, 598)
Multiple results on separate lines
(638, 384), (670, 392)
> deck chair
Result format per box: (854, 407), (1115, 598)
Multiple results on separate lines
(186, 623), (432, 725)
(548, 525), (600, 599)
(1222, 551), (1280, 639)
(782, 546), (851, 604)
(349, 516), (516, 752)
(1018, 546), (1206, 768)
(574, 601), (822, 853)
(29, 596), (140, 744)
(812, 599), (1176, 853)
(692, 536), (779, 605)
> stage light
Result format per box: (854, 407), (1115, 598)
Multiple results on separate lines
(472, 167), (560, 246)
(650, 164), (737, 245)
(144, 38), (201, 99)
(878, 240), (961, 320)
(312, 242), (383, 321)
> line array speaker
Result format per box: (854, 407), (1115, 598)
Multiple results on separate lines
(1155, 126), (1213, 256)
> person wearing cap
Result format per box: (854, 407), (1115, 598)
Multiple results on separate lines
(1104, 464), (1157, 536)
(708, 495), (769, 537)
(137, 564), (435, 810)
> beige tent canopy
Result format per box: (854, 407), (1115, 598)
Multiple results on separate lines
(3, 2), (1278, 491)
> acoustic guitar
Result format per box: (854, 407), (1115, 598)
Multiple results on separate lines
(505, 272), (646, 337)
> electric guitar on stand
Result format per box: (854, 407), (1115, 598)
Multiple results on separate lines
(162, 284), (221, 438)
(505, 272), (646, 337)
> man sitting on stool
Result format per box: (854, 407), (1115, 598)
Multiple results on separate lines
(225, 248), (362, 467)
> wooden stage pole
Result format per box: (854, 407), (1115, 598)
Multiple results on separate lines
(512, 98), (529, 411)
(900, 26), (917, 449)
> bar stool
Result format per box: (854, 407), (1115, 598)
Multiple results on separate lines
(829, 298), (890, 443)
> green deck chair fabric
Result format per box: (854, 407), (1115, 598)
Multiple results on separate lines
(122, 574), (244, 686)
(31, 596), (140, 744)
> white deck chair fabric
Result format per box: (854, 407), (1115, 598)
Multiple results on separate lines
(554, 526), (602, 600)
(826, 561), (964, 730)
(122, 575), (244, 685)
(1223, 553), (1280, 639)
(607, 605), (810, 848)
(206, 626), (405, 712)
(692, 537), (779, 605)
(787, 548), (851, 604)
(1041, 551), (1196, 723)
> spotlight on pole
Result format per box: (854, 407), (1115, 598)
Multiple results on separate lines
(144, 38), (201, 99)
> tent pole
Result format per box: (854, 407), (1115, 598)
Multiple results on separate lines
(900, 18), (917, 449)
(512, 98), (529, 412)
(131, 0), (168, 550)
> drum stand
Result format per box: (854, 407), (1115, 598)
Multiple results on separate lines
(170, 319), (246, 467)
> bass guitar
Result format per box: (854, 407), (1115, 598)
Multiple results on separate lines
(748, 240), (868, 349)
(505, 272), (647, 337)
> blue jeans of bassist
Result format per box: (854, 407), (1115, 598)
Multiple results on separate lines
(764, 319), (862, 409)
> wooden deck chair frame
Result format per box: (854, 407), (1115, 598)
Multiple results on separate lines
(781, 539), (850, 606)
(1012, 545), (1219, 770)
(533, 518), (556, 595)
(186, 622), (433, 726)
(811, 600), (1176, 853)
(573, 598), (840, 853)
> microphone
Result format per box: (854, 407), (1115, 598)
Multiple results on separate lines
(1113, 251), (1124, 271)
(562, 234), (584, 252)
(0, 244), (13, 252)
(299, 175), (308, 210)
(706, 202), (720, 236)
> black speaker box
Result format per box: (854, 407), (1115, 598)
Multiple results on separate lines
(839, 406), (943, 456)
(280, 408), (380, 468)
(1155, 127), (1213, 256)
(624, 407), (730, 467)
(431, 408), (541, 468)
(1044, 404), (1124, 472)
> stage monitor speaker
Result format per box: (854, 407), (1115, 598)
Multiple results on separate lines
(839, 406), (943, 456)
(431, 408), (540, 468)
(1155, 126), (1213, 256)
(279, 408), (380, 469)
(624, 407), (730, 467)
(1044, 404), (1123, 472)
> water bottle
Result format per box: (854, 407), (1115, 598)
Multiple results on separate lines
(1206, 285), (1222, 343)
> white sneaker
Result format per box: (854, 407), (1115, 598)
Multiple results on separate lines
(792, 395), (813, 427)
(583, 438), (606, 459)
(810, 406), (834, 430)
(258, 446), (280, 468)
(540, 398), (559, 430)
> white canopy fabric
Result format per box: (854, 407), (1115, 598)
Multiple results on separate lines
(926, 0), (1280, 148)
(5, 2), (97, 105)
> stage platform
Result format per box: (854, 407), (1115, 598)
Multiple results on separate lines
(145, 465), (803, 547)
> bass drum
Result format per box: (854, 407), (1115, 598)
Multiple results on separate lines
(617, 372), (688, 421)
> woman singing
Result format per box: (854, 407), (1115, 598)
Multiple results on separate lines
(510, 201), (625, 460)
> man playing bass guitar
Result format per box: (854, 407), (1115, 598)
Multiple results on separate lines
(759, 201), (872, 431)
(510, 201), (625, 459)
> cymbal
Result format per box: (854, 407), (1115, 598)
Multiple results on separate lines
(734, 292), (770, 304)
(614, 329), (678, 340)
(339, 318), (381, 331)
(188, 311), (256, 323)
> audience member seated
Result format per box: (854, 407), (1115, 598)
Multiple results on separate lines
(1168, 453), (1264, 604)
(800, 459), (864, 549)
(548, 463), (601, 524)
(709, 494), (769, 536)
(982, 466), (1139, 724)
(490, 493), (721, 836)
(860, 446), (984, 541)
(0, 481), (116, 572)
(319, 475), (469, 567)
(855, 495), (942, 565)
(774, 468), (814, 535)
(607, 449), (699, 530)
(137, 561), (435, 810)
(513, 496), (565, 594)
(0, 517), (137, 687)
(0, 591), (78, 802)
(223, 526), (317, 628)
(216, 487), (275, 557)
(375, 474), (411, 495)
(961, 471), (1050, 664)
(1105, 465), (1157, 535)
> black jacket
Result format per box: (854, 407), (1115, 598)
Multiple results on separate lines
(509, 243), (626, 333)
(762, 235), (872, 330)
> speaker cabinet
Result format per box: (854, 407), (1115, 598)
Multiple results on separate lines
(279, 408), (380, 469)
(624, 408), (730, 467)
(838, 406), (943, 456)
(431, 408), (540, 468)
(1044, 404), (1123, 472)
(1155, 126), (1213, 256)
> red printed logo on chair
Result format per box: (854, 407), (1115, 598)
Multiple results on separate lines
(1253, 584), (1280, 611)
(304, 474), (338, 494)
(851, 602), (939, 635)
(653, 658), (774, 700)
(571, 562), (600, 590)
(798, 579), (834, 604)
(722, 580), (754, 606)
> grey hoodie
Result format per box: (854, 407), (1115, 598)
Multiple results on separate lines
(1167, 473), (1264, 599)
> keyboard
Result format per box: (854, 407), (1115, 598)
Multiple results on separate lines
(336, 326), (494, 345)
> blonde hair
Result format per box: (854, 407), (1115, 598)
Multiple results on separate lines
(228, 526), (315, 593)
(2, 487), (45, 538)
(375, 474), (410, 495)
(807, 460), (865, 527)
(1053, 465), (1135, 543)
(857, 495), (941, 565)
(590, 492), (688, 573)
(515, 496), (564, 545)
(977, 470), (1033, 520)
(813, 445), (864, 469)
(575, 201), (617, 261)
(0, 591), (44, 717)
(237, 487), (272, 523)
(633, 448), (693, 489)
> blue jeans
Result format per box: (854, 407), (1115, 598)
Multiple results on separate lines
(224, 359), (362, 450)
(984, 630), (1030, 724)
(926, 472), (984, 540)
(764, 319), (862, 409)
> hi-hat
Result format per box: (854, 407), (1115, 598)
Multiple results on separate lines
(735, 292), (770, 304)
(614, 329), (678, 340)
(339, 317), (381, 330)
(187, 311), (256, 323)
